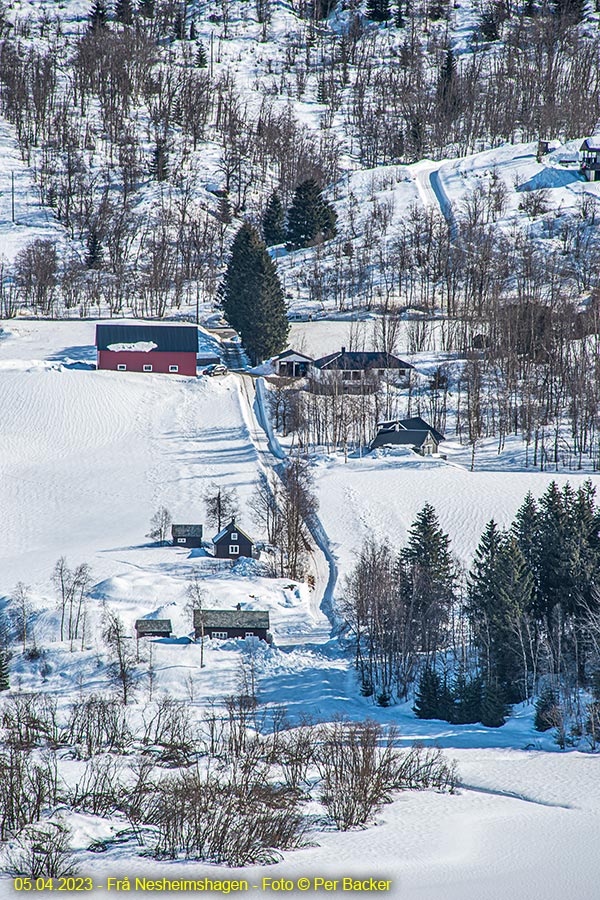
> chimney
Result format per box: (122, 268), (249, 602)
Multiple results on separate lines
(341, 346), (346, 354)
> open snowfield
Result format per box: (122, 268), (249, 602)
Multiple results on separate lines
(1, 320), (600, 899)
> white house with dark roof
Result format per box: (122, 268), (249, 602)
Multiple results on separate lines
(312, 347), (413, 389)
(272, 349), (314, 378)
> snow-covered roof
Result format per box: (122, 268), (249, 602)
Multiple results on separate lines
(314, 348), (413, 371)
(193, 609), (270, 630)
(135, 619), (172, 635)
(172, 524), (203, 538)
(96, 323), (198, 353)
(581, 136), (600, 152)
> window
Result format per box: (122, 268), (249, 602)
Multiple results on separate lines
(244, 631), (254, 637)
(177, 538), (186, 544)
(169, 365), (179, 373)
(229, 545), (240, 555)
(231, 532), (238, 540)
(143, 364), (153, 372)
(211, 631), (228, 640)
(117, 364), (126, 371)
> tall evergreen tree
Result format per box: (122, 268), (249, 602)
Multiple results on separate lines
(480, 679), (508, 727)
(114, 0), (134, 24)
(413, 666), (443, 719)
(88, 0), (108, 30)
(452, 667), (483, 724)
(149, 138), (169, 182)
(139, 0), (155, 17)
(285, 179), (337, 250)
(262, 192), (286, 246)
(366, 0), (392, 22)
(0, 650), (9, 692)
(401, 503), (456, 655)
(195, 41), (208, 67)
(219, 223), (289, 365)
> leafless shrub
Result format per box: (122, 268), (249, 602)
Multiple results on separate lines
(65, 695), (132, 757)
(8, 821), (77, 878)
(0, 748), (60, 840)
(69, 756), (125, 817)
(141, 698), (197, 765)
(1, 694), (60, 749)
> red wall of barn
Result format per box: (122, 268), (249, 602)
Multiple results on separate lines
(97, 350), (197, 376)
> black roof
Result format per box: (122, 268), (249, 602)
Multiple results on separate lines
(213, 519), (254, 545)
(96, 323), (198, 353)
(135, 619), (172, 634)
(371, 429), (431, 450)
(376, 416), (445, 444)
(172, 524), (203, 538)
(193, 609), (270, 630)
(314, 349), (413, 371)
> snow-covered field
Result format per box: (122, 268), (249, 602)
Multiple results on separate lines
(1, 321), (599, 899)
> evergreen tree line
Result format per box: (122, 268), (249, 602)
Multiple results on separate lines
(343, 481), (600, 728)
(261, 181), (337, 250)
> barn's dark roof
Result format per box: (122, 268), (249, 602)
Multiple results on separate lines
(172, 524), (203, 538)
(96, 323), (198, 353)
(314, 348), (413, 371)
(213, 519), (254, 545)
(135, 619), (172, 634)
(193, 609), (270, 630)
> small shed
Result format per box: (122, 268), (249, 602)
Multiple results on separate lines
(172, 524), (203, 548)
(193, 608), (270, 642)
(273, 349), (314, 378)
(213, 519), (254, 559)
(135, 619), (173, 639)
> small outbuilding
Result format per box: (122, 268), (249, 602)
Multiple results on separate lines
(370, 416), (446, 456)
(171, 524), (203, 548)
(213, 519), (254, 559)
(135, 619), (173, 639)
(193, 608), (270, 642)
(273, 349), (314, 378)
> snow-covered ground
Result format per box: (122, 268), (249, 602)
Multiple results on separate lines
(1, 321), (600, 898)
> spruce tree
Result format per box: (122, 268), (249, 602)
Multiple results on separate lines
(195, 41), (208, 67)
(0, 651), (9, 692)
(219, 223), (289, 365)
(413, 666), (442, 719)
(139, 0), (155, 17)
(452, 668), (483, 724)
(285, 178), (337, 250)
(480, 679), (508, 727)
(86, 229), (102, 269)
(534, 686), (559, 732)
(89, 0), (108, 30)
(394, 1), (404, 26)
(366, 0), (392, 22)
(401, 504), (456, 655)
(190, 21), (197, 40)
(262, 192), (286, 246)
(149, 138), (169, 182)
(114, 0), (134, 25)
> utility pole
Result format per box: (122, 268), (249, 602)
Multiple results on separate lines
(11, 172), (15, 223)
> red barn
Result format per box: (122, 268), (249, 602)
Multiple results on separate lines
(96, 323), (198, 376)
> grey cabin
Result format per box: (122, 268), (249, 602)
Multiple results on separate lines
(213, 519), (254, 559)
(370, 416), (446, 455)
(172, 524), (203, 548)
(193, 608), (270, 642)
(135, 619), (173, 638)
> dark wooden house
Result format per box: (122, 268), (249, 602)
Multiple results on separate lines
(135, 619), (173, 639)
(193, 608), (270, 642)
(96, 323), (198, 376)
(370, 416), (446, 456)
(171, 524), (203, 548)
(213, 519), (254, 559)
(580, 137), (600, 182)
